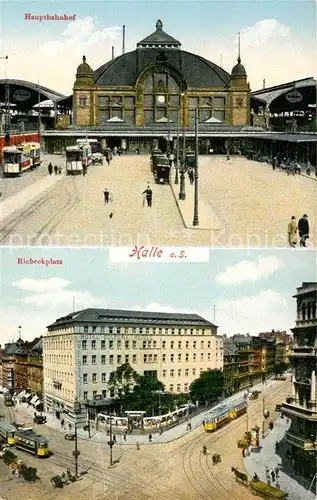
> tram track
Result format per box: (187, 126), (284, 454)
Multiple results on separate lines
(1, 382), (289, 500)
(0, 176), (81, 246)
(28, 179), (82, 245)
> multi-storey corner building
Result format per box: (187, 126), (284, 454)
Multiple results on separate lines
(43, 308), (223, 424)
(282, 282), (317, 481)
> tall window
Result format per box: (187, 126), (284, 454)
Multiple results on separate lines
(143, 71), (180, 124)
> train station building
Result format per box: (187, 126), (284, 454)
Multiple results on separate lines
(0, 19), (316, 163)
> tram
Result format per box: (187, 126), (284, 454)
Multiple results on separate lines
(0, 422), (16, 445)
(28, 142), (41, 168)
(14, 429), (49, 457)
(0, 422), (50, 457)
(66, 142), (92, 175)
(2, 143), (32, 176)
(4, 393), (14, 406)
(204, 400), (247, 432)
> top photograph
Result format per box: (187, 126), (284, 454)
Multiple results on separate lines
(0, 0), (316, 248)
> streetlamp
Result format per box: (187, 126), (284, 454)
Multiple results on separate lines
(174, 106), (180, 184)
(179, 92), (186, 200)
(192, 106), (199, 226)
(107, 415), (115, 467)
(73, 397), (81, 478)
(155, 390), (164, 434)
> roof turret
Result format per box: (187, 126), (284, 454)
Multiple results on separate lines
(137, 20), (181, 49)
(76, 56), (93, 78)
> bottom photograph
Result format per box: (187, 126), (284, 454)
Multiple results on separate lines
(0, 247), (316, 500)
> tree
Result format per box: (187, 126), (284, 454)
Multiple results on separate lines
(273, 361), (289, 376)
(189, 369), (224, 404)
(124, 374), (165, 414)
(108, 363), (138, 397)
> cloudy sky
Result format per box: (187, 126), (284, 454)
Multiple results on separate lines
(1, 247), (316, 345)
(1, 0), (316, 94)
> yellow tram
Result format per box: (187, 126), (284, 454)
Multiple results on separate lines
(14, 429), (49, 457)
(0, 422), (16, 446)
(0, 422), (49, 457)
(204, 400), (247, 432)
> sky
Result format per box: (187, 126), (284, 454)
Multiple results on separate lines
(1, 247), (316, 345)
(0, 0), (316, 94)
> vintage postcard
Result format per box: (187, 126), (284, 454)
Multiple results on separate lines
(0, 247), (316, 499)
(0, 0), (316, 248)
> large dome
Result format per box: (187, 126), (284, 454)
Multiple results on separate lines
(94, 21), (230, 88)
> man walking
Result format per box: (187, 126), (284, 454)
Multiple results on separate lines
(142, 185), (153, 207)
(48, 162), (53, 175)
(298, 214), (309, 247)
(104, 189), (109, 204)
(287, 216), (298, 248)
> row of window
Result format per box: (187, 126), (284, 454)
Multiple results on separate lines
(82, 351), (221, 365)
(81, 338), (220, 350)
(44, 354), (73, 364)
(45, 369), (74, 383)
(82, 382), (190, 398)
(46, 385), (74, 399)
(82, 370), (199, 385)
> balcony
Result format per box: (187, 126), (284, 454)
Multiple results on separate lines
(282, 397), (317, 420)
(285, 430), (317, 451)
(291, 346), (316, 357)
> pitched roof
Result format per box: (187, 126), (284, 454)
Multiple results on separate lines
(137, 20), (181, 48)
(47, 308), (216, 329)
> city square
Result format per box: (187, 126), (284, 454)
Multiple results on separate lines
(0, 152), (316, 247)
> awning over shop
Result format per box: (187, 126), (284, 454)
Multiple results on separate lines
(24, 393), (32, 399)
(16, 390), (26, 399)
(34, 400), (43, 408)
(30, 395), (38, 405)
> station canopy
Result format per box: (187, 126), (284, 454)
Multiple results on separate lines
(0, 79), (65, 111)
(251, 77), (317, 114)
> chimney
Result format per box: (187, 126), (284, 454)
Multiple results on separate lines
(263, 79), (266, 89)
(122, 25), (126, 55)
(112, 46), (115, 60)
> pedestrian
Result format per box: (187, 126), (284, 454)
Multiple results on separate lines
(58, 166), (62, 175)
(106, 152), (110, 166)
(202, 420), (205, 427)
(298, 214), (309, 247)
(83, 165), (87, 176)
(265, 466), (270, 478)
(142, 185), (153, 207)
(104, 189), (109, 204)
(54, 165), (58, 175)
(271, 470), (275, 482)
(48, 162), (53, 175)
(149, 434), (152, 443)
(123, 433), (126, 441)
(287, 216), (298, 248)
(275, 466), (279, 477)
(276, 481), (280, 489)
(136, 147), (140, 155)
(118, 147), (122, 156)
(113, 434), (116, 443)
(136, 442), (140, 450)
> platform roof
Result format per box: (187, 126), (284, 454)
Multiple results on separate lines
(0, 79), (65, 110)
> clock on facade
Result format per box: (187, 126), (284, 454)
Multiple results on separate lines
(157, 95), (166, 104)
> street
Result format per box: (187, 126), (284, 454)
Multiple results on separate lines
(0, 379), (291, 499)
(0, 154), (315, 247)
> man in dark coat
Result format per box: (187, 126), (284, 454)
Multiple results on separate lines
(142, 185), (153, 207)
(48, 162), (53, 175)
(298, 214), (309, 247)
(104, 189), (109, 204)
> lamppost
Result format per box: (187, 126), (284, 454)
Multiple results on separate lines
(179, 92), (186, 200)
(107, 415), (115, 467)
(174, 106), (180, 184)
(73, 397), (81, 478)
(155, 390), (164, 433)
(193, 106), (199, 226)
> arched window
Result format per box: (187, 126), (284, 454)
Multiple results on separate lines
(143, 72), (180, 124)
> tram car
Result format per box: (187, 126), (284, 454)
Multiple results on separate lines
(204, 400), (247, 432)
(14, 429), (49, 457)
(4, 393), (14, 406)
(66, 142), (92, 175)
(0, 422), (16, 445)
(154, 157), (170, 184)
(2, 143), (32, 176)
(28, 142), (41, 168)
